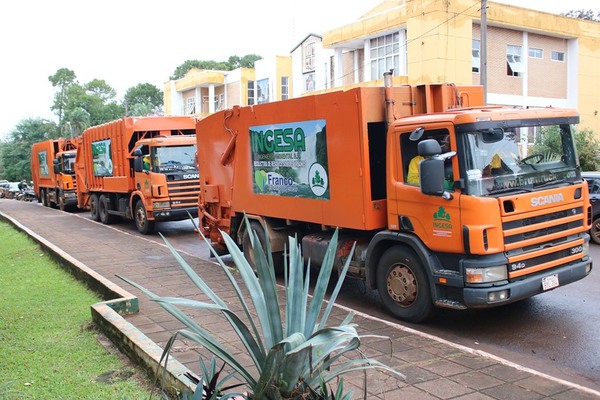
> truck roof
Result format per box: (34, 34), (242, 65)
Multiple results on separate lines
(393, 106), (578, 128)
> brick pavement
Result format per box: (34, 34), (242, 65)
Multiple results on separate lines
(1, 199), (599, 399)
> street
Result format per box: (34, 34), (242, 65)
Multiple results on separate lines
(74, 211), (600, 392)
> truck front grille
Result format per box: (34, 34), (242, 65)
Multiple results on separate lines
(167, 180), (200, 209)
(502, 205), (585, 278)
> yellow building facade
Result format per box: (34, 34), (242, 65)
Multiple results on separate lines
(322, 0), (600, 132)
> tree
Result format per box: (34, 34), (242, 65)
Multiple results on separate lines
(0, 118), (58, 181)
(532, 126), (600, 171)
(48, 68), (77, 135)
(562, 9), (600, 21)
(123, 83), (164, 116)
(64, 107), (91, 138)
(64, 80), (124, 127)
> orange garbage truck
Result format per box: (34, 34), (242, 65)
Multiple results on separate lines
(75, 116), (199, 234)
(195, 74), (592, 323)
(30, 138), (78, 210)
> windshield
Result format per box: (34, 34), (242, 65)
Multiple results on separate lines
(151, 145), (197, 174)
(63, 153), (76, 174)
(460, 122), (580, 196)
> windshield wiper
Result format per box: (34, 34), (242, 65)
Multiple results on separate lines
(535, 179), (572, 189)
(488, 186), (533, 195)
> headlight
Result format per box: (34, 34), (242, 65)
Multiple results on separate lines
(153, 201), (171, 209)
(466, 265), (507, 283)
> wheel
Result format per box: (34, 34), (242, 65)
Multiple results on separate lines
(98, 194), (116, 224)
(376, 246), (433, 323)
(45, 190), (56, 208)
(58, 191), (66, 211)
(134, 200), (154, 234)
(242, 221), (284, 274)
(41, 189), (48, 207)
(590, 217), (600, 245)
(90, 193), (100, 221)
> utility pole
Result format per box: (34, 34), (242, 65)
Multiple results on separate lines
(481, 0), (488, 104)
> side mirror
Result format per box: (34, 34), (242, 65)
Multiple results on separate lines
(420, 158), (447, 197)
(133, 157), (143, 173)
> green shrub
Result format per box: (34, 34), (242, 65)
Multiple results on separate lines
(119, 218), (403, 399)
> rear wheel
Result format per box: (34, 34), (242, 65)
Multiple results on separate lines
(591, 217), (600, 245)
(90, 194), (100, 221)
(98, 194), (116, 224)
(242, 221), (284, 274)
(134, 200), (154, 234)
(58, 191), (66, 211)
(376, 246), (433, 323)
(45, 190), (56, 209)
(41, 189), (48, 207)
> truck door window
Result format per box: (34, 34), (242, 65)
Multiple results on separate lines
(400, 128), (451, 186)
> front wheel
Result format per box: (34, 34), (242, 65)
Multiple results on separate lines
(134, 200), (154, 234)
(590, 218), (600, 245)
(376, 246), (433, 323)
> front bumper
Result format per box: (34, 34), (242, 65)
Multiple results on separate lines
(462, 258), (592, 308)
(151, 206), (198, 222)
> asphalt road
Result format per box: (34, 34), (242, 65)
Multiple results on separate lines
(80, 213), (600, 392)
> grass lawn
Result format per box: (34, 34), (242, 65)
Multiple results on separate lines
(0, 220), (161, 399)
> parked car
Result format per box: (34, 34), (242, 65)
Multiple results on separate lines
(582, 171), (600, 244)
(0, 182), (21, 199)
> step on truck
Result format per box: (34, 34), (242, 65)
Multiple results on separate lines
(75, 116), (200, 234)
(195, 74), (592, 323)
(31, 138), (78, 211)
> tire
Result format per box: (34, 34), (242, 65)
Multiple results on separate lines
(90, 193), (100, 221)
(58, 191), (66, 211)
(41, 189), (49, 207)
(134, 200), (154, 234)
(242, 221), (284, 274)
(46, 190), (56, 209)
(591, 217), (600, 245)
(98, 194), (116, 224)
(376, 246), (433, 323)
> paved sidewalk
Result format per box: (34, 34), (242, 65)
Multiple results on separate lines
(1, 199), (599, 399)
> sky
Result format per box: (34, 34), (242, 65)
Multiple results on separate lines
(0, 0), (597, 140)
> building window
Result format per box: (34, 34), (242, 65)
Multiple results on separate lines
(186, 97), (195, 114)
(281, 76), (289, 100)
(370, 32), (401, 79)
(551, 51), (565, 62)
(472, 39), (481, 73)
(529, 48), (543, 59)
(257, 79), (269, 104)
(214, 93), (224, 111)
(304, 73), (315, 92)
(303, 41), (316, 73)
(248, 81), (255, 105)
(506, 45), (524, 77)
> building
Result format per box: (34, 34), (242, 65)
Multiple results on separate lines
(164, 0), (600, 135)
(163, 57), (291, 119)
(318, 0), (600, 133)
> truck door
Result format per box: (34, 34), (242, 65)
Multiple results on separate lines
(391, 124), (462, 253)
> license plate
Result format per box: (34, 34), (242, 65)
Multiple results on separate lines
(542, 274), (559, 291)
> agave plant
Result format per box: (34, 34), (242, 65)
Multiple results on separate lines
(118, 217), (404, 399)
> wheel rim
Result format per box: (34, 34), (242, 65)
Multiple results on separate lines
(592, 220), (600, 243)
(136, 206), (146, 228)
(386, 264), (417, 307)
